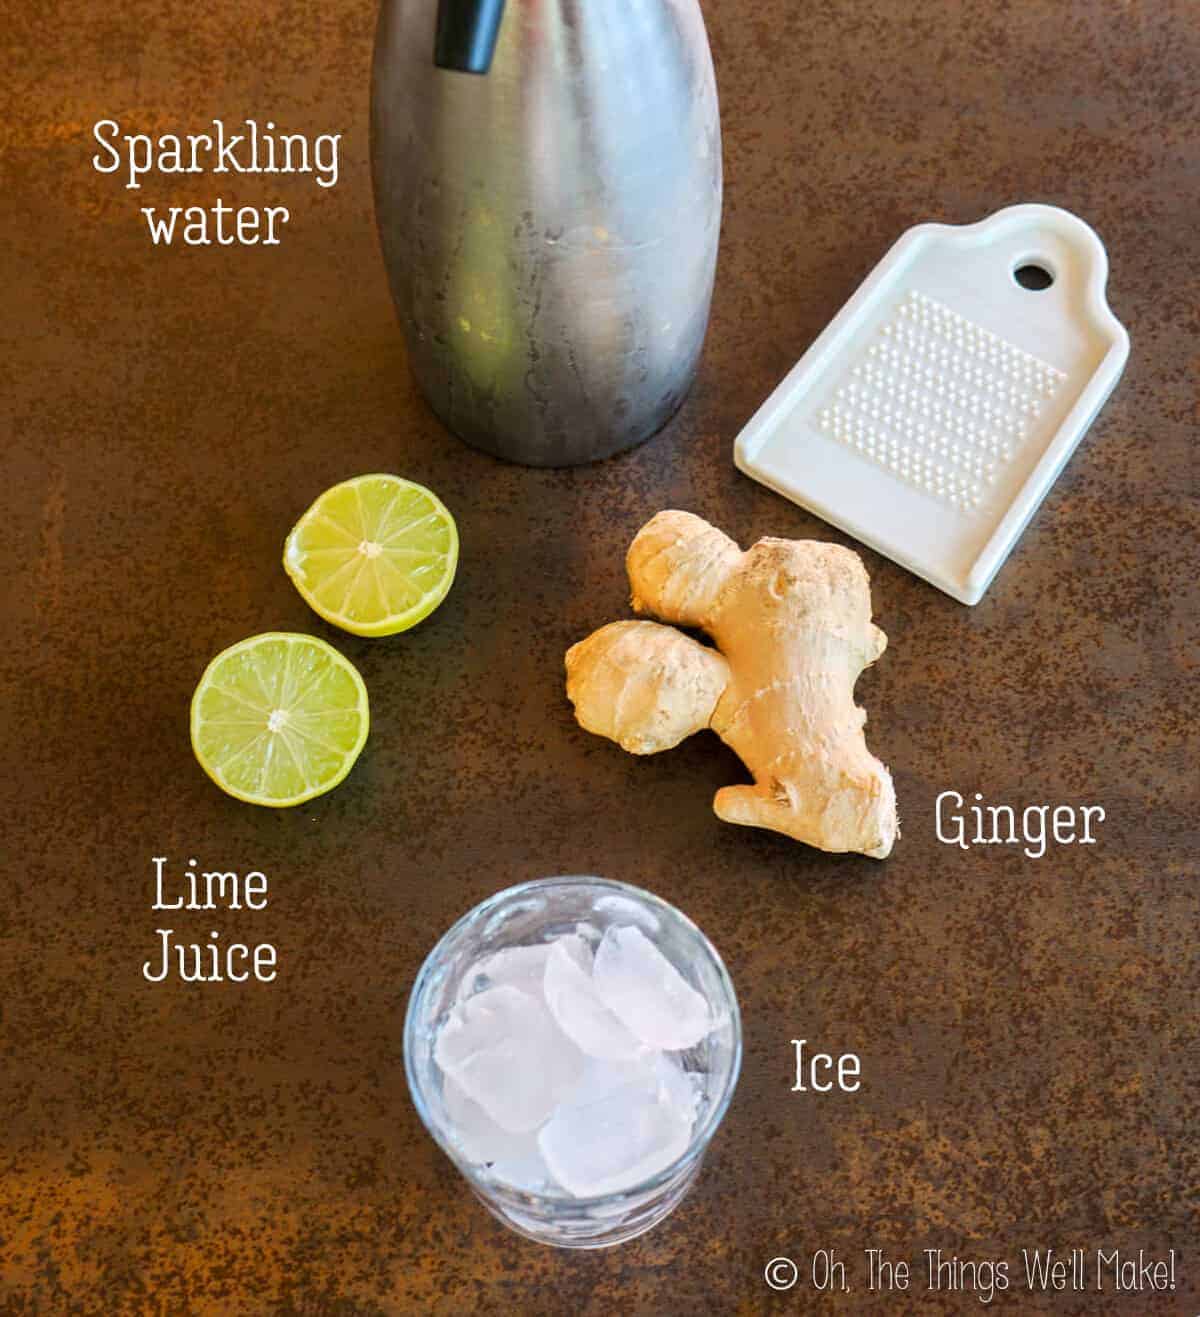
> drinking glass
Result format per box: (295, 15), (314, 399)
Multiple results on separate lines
(404, 875), (742, 1248)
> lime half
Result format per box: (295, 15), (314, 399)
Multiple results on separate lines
(283, 474), (458, 637)
(191, 633), (369, 807)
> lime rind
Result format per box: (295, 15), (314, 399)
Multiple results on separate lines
(190, 632), (369, 808)
(283, 474), (459, 637)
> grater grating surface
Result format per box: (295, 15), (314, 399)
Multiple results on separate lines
(817, 291), (1067, 515)
(735, 205), (1129, 604)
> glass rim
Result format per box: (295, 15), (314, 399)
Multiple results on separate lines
(403, 874), (743, 1209)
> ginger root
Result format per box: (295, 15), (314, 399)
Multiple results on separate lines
(565, 511), (899, 858)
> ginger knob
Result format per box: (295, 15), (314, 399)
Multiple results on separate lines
(564, 512), (899, 859)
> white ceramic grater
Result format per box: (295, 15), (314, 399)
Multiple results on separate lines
(734, 204), (1129, 604)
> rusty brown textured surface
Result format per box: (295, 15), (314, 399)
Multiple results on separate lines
(2, 0), (1198, 1312)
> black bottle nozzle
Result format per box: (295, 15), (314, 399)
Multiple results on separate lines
(434, 0), (506, 74)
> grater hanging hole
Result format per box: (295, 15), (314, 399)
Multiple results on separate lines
(1013, 261), (1054, 291)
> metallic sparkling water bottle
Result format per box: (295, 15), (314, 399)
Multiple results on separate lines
(371, 0), (722, 467)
